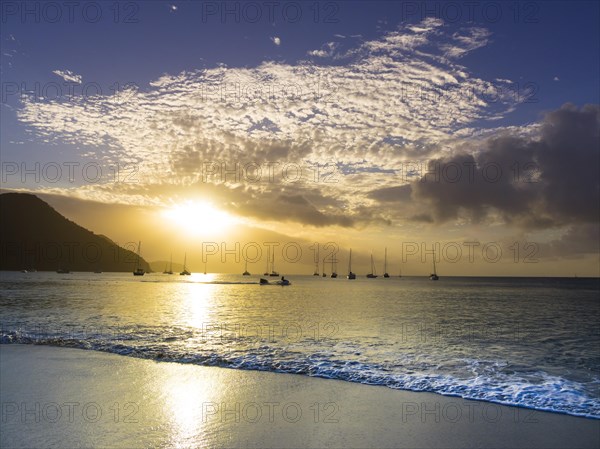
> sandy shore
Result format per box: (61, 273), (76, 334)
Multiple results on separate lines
(1, 345), (598, 448)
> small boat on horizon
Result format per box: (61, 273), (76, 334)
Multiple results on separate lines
(163, 253), (173, 274)
(347, 249), (356, 280)
(269, 251), (279, 277)
(383, 248), (390, 278)
(330, 254), (338, 278)
(430, 249), (439, 280)
(242, 258), (250, 276)
(366, 253), (378, 278)
(264, 248), (271, 275)
(180, 253), (191, 276)
(133, 241), (145, 276)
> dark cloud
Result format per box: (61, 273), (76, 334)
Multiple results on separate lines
(409, 213), (434, 223)
(538, 223), (600, 259)
(368, 185), (412, 202)
(410, 104), (600, 229)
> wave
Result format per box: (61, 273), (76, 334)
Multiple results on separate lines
(2, 332), (598, 420)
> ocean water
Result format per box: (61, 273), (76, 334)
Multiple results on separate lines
(1, 272), (599, 419)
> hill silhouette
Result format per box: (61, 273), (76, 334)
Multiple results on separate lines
(0, 193), (151, 272)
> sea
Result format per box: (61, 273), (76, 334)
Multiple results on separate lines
(1, 272), (598, 419)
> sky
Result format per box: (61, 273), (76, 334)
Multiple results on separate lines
(1, 1), (599, 275)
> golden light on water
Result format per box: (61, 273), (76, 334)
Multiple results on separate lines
(176, 281), (216, 329)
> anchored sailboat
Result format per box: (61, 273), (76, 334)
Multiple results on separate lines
(366, 253), (378, 278)
(313, 246), (320, 276)
(180, 253), (191, 275)
(242, 258), (250, 276)
(269, 251), (279, 277)
(133, 241), (145, 276)
(430, 249), (439, 280)
(347, 249), (356, 279)
(264, 247), (270, 275)
(383, 247), (390, 278)
(330, 254), (337, 278)
(163, 253), (173, 274)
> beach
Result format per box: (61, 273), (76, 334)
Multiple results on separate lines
(1, 344), (598, 449)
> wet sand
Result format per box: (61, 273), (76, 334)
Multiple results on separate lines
(1, 345), (598, 448)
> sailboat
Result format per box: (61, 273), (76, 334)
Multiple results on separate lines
(347, 249), (356, 279)
(322, 254), (327, 276)
(398, 264), (402, 278)
(430, 249), (439, 280)
(242, 258), (250, 276)
(264, 248), (270, 276)
(163, 254), (173, 274)
(133, 241), (145, 276)
(330, 255), (338, 278)
(269, 251), (279, 277)
(180, 253), (191, 275)
(383, 248), (390, 278)
(366, 254), (378, 278)
(313, 246), (320, 276)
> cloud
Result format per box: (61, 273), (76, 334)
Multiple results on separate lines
(367, 185), (412, 203)
(442, 27), (491, 59)
(271, 36), (281, 46)
(308, 42), (339, 58)
(538, 223), (600, 258)
(15, 19), (526, 228)
(409, 104), (600, 229)
(52, 70), (82, 84)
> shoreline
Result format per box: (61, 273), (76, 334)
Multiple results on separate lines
(1, 341), (599, 421)
(2, 344), (599, 448)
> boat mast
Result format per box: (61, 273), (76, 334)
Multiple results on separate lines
(136, 241), (141, 270)
(348, 249), (352, 272)
(384, 248), (387, 273)
(264, 247), (270, 274)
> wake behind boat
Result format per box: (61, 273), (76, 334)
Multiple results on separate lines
(260, 277), (291, 286)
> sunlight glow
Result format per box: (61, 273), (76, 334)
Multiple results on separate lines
(162, 201), (235, 237)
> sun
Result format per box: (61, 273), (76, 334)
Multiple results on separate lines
(162, 201), (236, 236)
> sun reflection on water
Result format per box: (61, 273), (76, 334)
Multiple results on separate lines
(178, 278), (217, 330)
